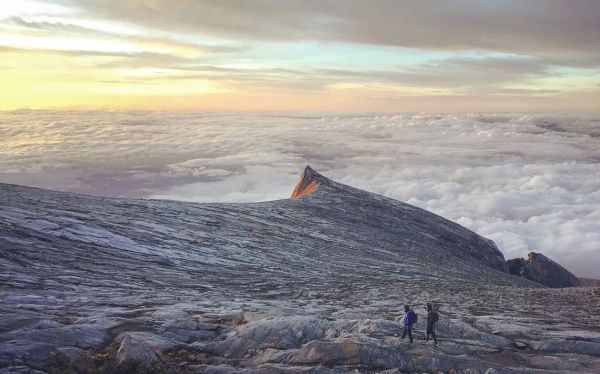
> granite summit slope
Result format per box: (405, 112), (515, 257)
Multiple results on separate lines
(1, 166), (599, 373)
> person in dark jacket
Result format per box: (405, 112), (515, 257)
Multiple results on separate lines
(424, 302), (439, 347)
(401, 304), (414, 343)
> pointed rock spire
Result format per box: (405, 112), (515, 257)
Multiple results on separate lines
(291, 165), (322, 199)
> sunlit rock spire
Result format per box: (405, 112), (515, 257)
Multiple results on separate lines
(291, 165), (323, 199)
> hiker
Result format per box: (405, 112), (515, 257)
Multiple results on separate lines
(423, 302), (439, 347)
(401, 304), (415, 343)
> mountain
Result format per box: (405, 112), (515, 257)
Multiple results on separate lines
(1, 166), (599, 373)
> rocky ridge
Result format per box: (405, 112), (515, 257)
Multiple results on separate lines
(1, 166), (599, 373)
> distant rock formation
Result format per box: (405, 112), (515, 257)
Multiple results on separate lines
(507, 251), (581, 288)
(579, 278), (600, 287)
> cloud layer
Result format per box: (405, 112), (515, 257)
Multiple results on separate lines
(1, 110), (599, 277)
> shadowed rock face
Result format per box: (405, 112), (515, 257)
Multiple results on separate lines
(1, 166), (599, 373)
(507, 252), (581, 288)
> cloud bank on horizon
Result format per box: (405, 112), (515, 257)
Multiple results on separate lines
(1, 111), (599, 278)
(1, 0), (600, 112)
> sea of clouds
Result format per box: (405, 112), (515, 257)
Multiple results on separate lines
(1, 111), (599, 277)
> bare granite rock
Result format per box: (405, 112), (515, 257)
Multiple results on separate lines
(1, 166), (599, 373)
(115, 331), (177, 366)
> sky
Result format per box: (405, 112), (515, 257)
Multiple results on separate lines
(1, 111), (599, 277)
(1, 0), (600, 112)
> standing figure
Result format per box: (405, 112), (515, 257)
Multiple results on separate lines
(424, 302), (439, 347)
(401, 304), (415, 343)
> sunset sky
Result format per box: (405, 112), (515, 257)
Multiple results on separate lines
(1, 0), (600, 112)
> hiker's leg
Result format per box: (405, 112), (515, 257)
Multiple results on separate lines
(401, 326), (407, 340)
(408, 326), (413, 342)
(432, 325), (438, 345)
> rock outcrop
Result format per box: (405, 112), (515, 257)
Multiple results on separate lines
(507, 251), (581, 288)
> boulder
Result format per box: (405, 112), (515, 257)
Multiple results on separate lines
(159, 317), (219, 343)
(341, 319), (402, 336)
(209, 316), (334, 358)
(0, 340), (58, 369)
(115, 332), (177, 366)
(0, 320), (108, 350)
(252, 337), (409, 369)
(513, 341), (527, 349)
(56, 346), (86, 362)
(528, 339), (600, 356)
(435, 319), (512, 348)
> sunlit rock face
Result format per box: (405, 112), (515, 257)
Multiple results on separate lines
(1, 166), (599, 373)
(507, 252), (581, 288)
(290, 165), (321, 199)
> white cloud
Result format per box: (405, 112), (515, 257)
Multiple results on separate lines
(1, 110), (599, 277)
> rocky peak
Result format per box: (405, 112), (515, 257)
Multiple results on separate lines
(290, 165), (324, 199)
(507, 251), (581, 288)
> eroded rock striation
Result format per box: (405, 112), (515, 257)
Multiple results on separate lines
(1, 165), (599, 373)
(507, 251), (581, 288)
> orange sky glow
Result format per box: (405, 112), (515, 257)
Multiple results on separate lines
(1, 1), (599, 113)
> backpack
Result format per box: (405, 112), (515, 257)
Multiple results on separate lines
(432, 311), (439, 323)
(411, 311), (418, 326)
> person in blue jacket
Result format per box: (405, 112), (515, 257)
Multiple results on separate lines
(401, 304), (415, 343)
